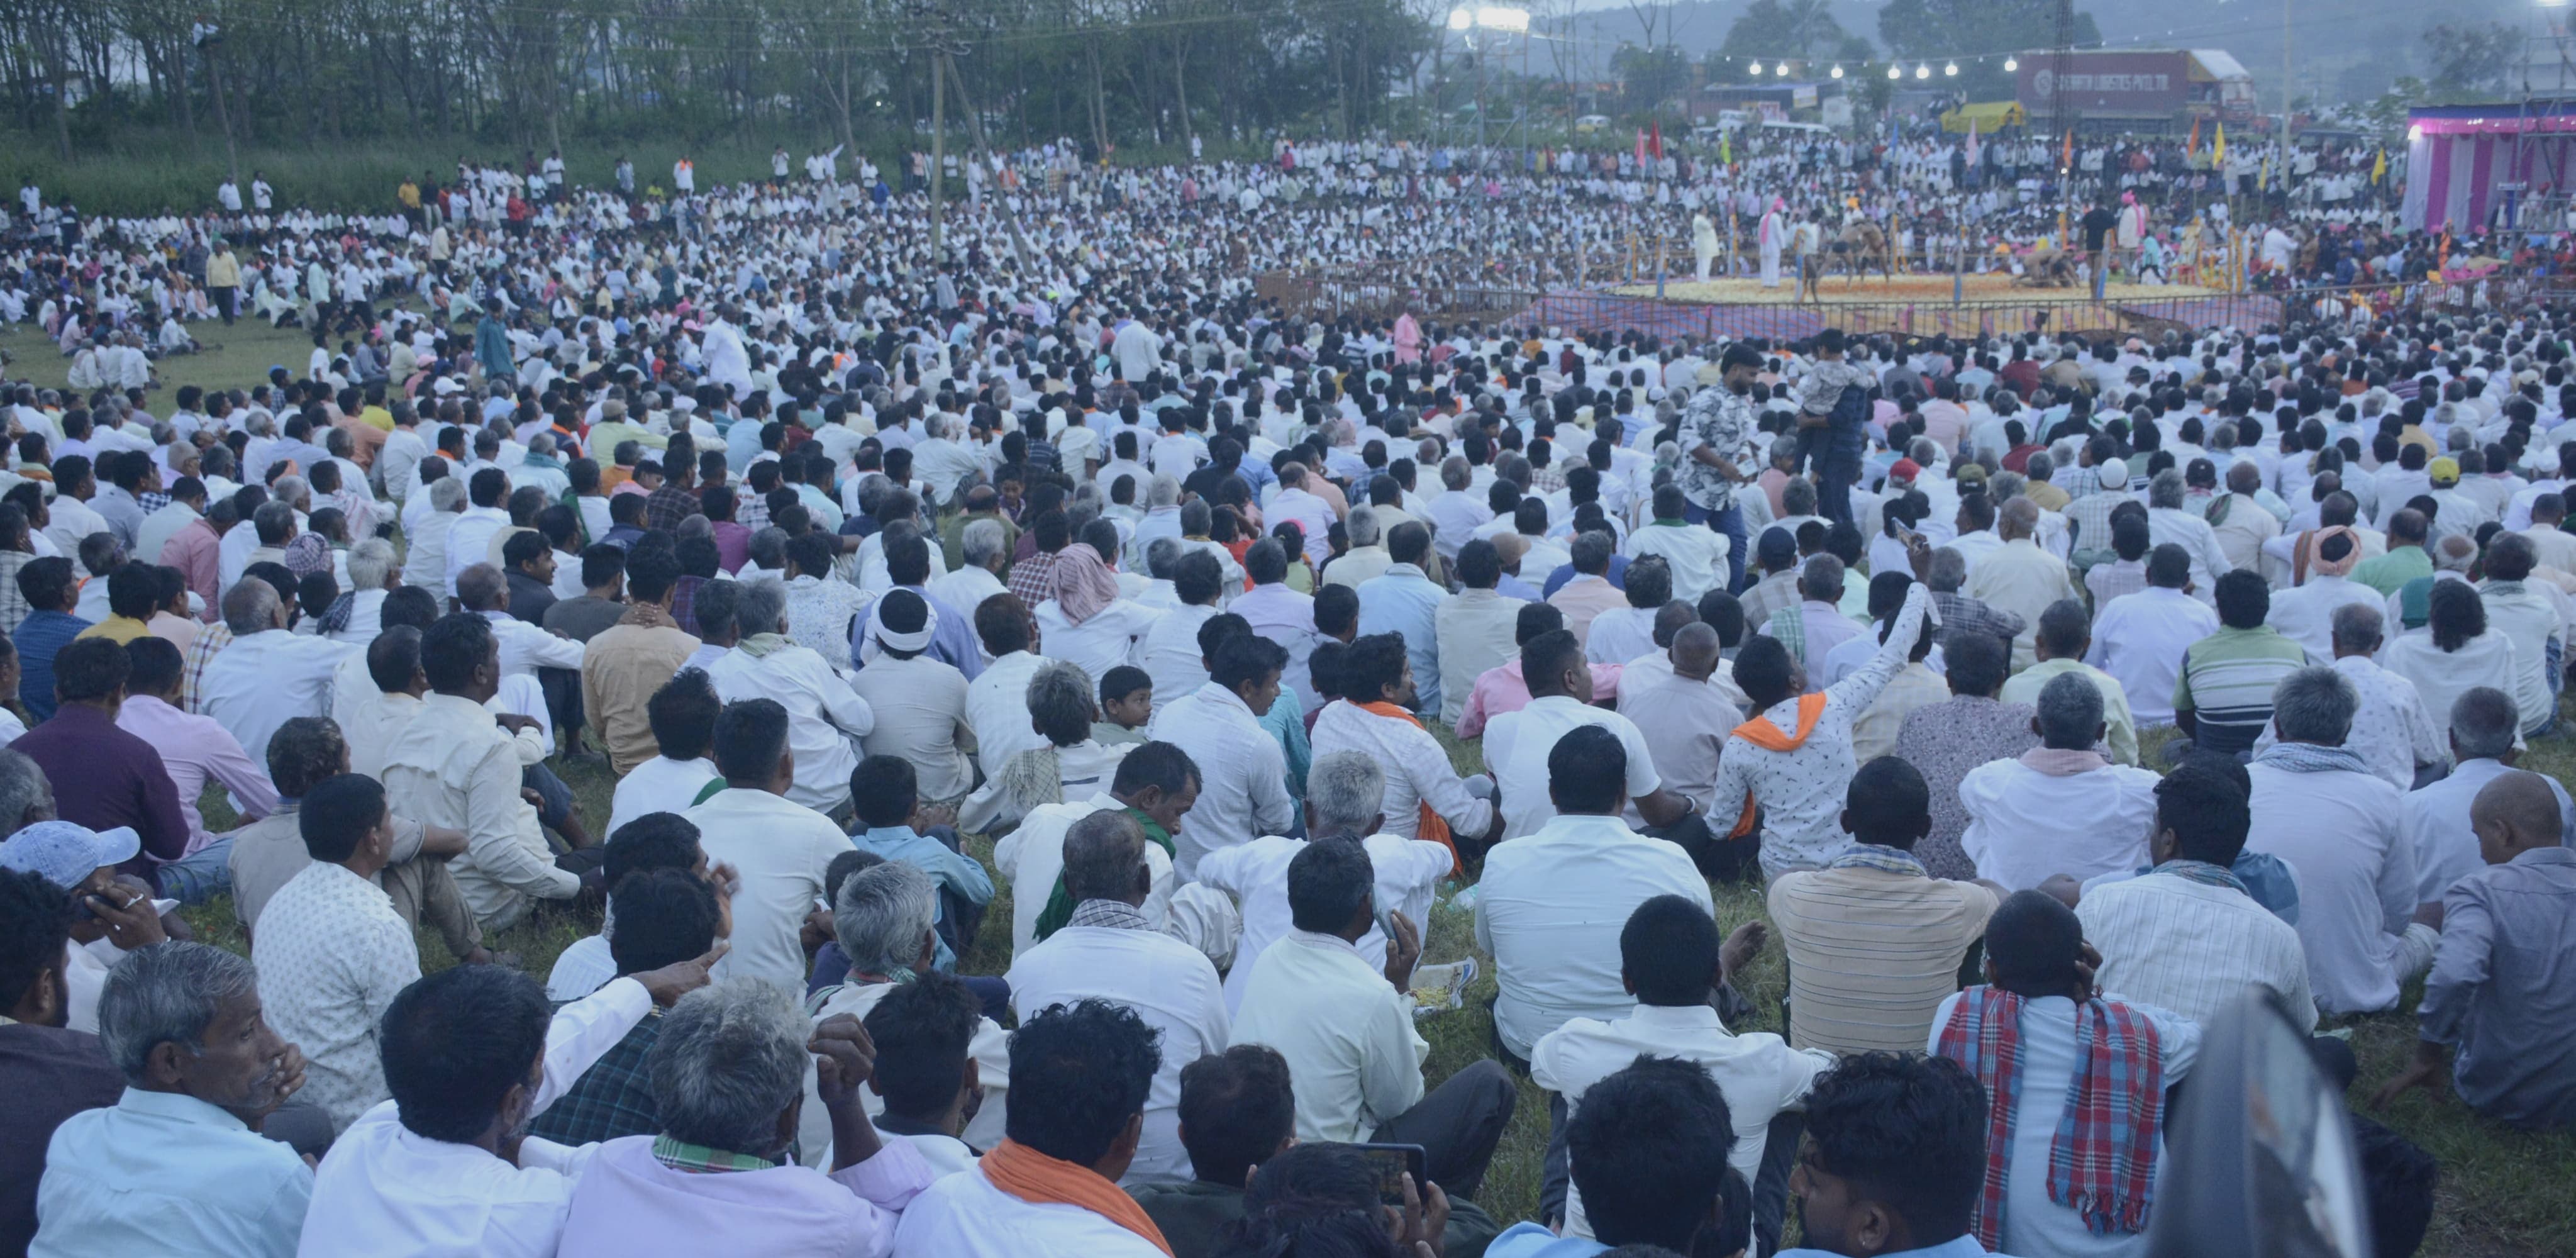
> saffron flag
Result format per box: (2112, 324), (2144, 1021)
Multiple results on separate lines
(2060, 130), (2073, 171)
(1650, 121), (1664, 159)
(2187, 116), (2202, 157)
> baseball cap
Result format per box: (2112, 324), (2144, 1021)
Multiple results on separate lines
(1890, 458), (1923, 482)
(0, 820), (141, 889)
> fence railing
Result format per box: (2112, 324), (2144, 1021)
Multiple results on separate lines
(1255, 269), (2565, 342)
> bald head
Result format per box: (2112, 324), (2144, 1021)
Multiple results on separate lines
(2226, 461), (2262, 494)
(2472, 769), (2564, 861)
(1669, 621), (1721, 681)
(2431, 533), (2478, 573)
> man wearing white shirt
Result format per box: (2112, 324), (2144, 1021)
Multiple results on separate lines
(1433, 541), (1527, 730)
(1530, 894), (1823, 1249)
(299, 954), (714, 1258)
(963, 593), (1050, 774)
(1963, 498), (2076, 670)
(703, 582), (872, 813)
(2473, 534), (2567, 737)
(891, 999), (1172, 1257)
(684, 697), (856, 989)
(455, 563), (582, 678)
(2077, 758), (2316, 1032)
(1198, 752), (1457, 1016)
(1265, 463), (1336, 567)
(1229, 815), (1516, 1203)
(1624, 485), (1730, 606)
(1477, 724), (1716, 1062)
(2403, 686), (2576, 911)
(1311, 635), (1496, 853)
(2245, 665), (2433, 1015)
(1231, 540), (1323, 716)
(601, 671), (723, 842)
(2263, 527), (2379, 660)
(2084, 545), (2219, 725)
(379, 613), (580, 933)
(1145, 632), (1294, 878)
(1138, 551), (1224, 708)
(2253, 603), (2446, 793)
(402, 476), (465, 603)
(444, 467), (512, 594)
(30, 942), (313, 1258)
(2145, 469), (2233, 604)
(1958, 673), (2161, 890)
(1004, 810), (1228, 1186)
(199, 579), (362, 774)
(1483, 629), (1695, 843)
(992, 742), (1238, 965)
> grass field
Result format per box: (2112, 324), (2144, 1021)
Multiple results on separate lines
(106, 338), (2573, 1253)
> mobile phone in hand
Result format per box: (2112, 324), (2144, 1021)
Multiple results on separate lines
(1351, 1142), (1428, 1206)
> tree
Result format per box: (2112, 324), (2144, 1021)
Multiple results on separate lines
(2423, 23), (2522, 100)
(1611, 42), (1689, 114)
(1718, 0), (1848, 68)
(1877, 0), (2098, 100)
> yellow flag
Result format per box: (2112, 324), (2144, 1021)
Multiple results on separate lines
(2213, 122), (2227, 167)
(2372, 148), (2387, 184)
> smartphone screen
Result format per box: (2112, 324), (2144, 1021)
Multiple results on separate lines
(1350, 1142), (1428, 1206)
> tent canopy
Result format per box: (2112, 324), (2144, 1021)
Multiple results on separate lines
(1942, 101), (2026, 133)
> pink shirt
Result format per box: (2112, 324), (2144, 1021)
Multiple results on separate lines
(163, 518), (225, 622)
(114, 693), (279, 854)
(1453, 658), (1624, 740)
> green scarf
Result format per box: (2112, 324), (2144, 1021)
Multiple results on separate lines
(1032, 806), (1172, 942)
(738, 632), (792, 659)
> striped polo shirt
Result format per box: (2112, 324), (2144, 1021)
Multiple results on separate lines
(2174, 625), (2309, 756)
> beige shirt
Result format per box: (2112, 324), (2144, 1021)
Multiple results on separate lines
(1850, 662), (1951, 765)
(1960, 537), (2077, 670)
(1432, 588), (1526, 730)
(1768, 863), (1998, 1054)
(380, 693), (575, 932)
(580, 620), (702, 774)
(1621, 672), (1746, 813)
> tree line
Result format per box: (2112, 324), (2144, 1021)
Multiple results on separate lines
(3, 0), (1437, 167)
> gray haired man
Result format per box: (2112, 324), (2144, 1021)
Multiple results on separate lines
(31, 942), (318, 1257)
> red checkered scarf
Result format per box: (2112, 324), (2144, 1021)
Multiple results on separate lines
(1935, 986), (2165, 1249)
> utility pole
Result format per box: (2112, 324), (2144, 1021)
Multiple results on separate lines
(2279, 0), (2292, 205)
(200, 33), (241, 189)
(931, 53), (946, 259)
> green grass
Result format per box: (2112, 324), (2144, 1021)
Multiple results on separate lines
(171, 630), (2576, 1257)
(0, 307), (392, 402)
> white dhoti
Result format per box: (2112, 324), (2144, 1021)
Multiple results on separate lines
(1695, 243), (1718, 282)
(1760, 240), (1782, 287)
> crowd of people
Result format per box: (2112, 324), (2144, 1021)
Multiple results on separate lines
(0, 140), (2565, 1258)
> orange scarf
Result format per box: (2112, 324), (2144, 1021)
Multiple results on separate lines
(981, 1138), (1175, 1256)
(1357, 700), (1460, 873)
(1724, 693), (1828, 838)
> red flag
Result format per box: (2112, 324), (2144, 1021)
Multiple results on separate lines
(1650, 121), (1665, 159)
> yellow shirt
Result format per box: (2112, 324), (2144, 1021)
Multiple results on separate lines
(360, 405), (396, 433)
(75, 615), (152, 645)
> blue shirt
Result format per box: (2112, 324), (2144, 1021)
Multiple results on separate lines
(852, 825), (993, 908)
(31, 1087), (311, 1258)
(1356, 563), (1448, 718)
(850, 583), (986, 681)
(14, 609), (90, 723)
(1484, 1222), (1608, 1258)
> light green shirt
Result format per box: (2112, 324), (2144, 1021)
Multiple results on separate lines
(2000, 656), (2141, 766)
